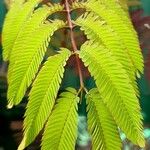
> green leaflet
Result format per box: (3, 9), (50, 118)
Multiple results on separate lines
(7, 20), (65, 105)
(2, 0), (42, 60)
(79, 42), (145, 147)
(101, 0), (140, 44)
(8, 4), (63, 83)
(75, 13), (139, 96)
(86, 88), (121, 150)
(72, 0), (144, 74)
(83, 0), (132, 29)
(98, 0), (131, 24)
(2, 0), (25, 60)
(41, 88), (79, 150)
(18, 49), (71, 150)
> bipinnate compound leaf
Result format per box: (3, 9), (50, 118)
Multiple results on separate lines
(2, 0), (145, 149)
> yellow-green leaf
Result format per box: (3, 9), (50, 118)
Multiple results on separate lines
(41, 88), (79, 150)
(18, 49), (71, 150)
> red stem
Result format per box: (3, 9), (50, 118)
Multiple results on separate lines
(64, 0), (84, 88)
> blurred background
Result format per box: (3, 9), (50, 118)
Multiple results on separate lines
(0, 0), (150, 149)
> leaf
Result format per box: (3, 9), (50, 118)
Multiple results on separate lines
(8, 4), (64, 83)
(2, 0), (24, 60)
(7, 20), (66, 105)
(41, 88), (79, 150)
(2, 0), (145, 149)
(75, 12), (139, 95)
(86, 88), (122, 150)
(2, 0), (42, 60)
(73, 0), (144, 74)
(79, 42), (145, 147)
(18, 49), (71, 150)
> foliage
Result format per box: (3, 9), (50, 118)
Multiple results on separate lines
(2, 0), (145, 149)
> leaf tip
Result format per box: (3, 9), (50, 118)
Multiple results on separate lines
(18, 137), (26, 150)
(138, 138), (145, 148)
